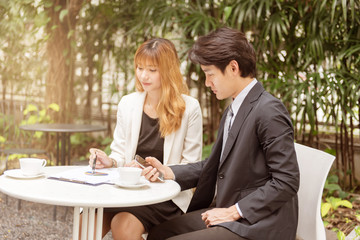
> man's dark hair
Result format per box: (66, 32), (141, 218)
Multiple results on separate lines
(188, 27), (256, 78)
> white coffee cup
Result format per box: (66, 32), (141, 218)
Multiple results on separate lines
(118, 167), (142, 185)
(19, 158), (47, 176)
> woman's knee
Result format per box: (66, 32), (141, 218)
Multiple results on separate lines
(111, 212), (129, 229)
(111, 212), (145, 236)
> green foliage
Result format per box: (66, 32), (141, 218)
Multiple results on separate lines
(324, 148), (336, 157)
(355, 226), (360, 237)
(21, 103), (60, 139)
(323, 174), (348, 199)
(59, 9), (68, 22)
(321, 196), (352, 218)
(103, 145), (111, 156)
(0, 0), (47, 98)
(0, 103), (60, 163)
(336, 229), (346, 240)
(0, 102), (59, 144)
(100, 137), (113, 156)
(333, 226), (360, 240)
(48, 103), (60, 112)
(321, 172), (356, 237)
(1, 0), (359, 188)
(202, 143), (214, 160)
(7, 154), (28, 161)
(70, 133), (90, 147)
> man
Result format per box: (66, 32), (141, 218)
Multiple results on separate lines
(143, 27), (300, 240)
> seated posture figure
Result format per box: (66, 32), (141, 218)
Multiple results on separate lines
(89, 38), (203, 239)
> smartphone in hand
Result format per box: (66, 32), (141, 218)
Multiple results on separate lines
(135, 155), (164, 182)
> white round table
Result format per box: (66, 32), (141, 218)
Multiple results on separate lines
(0, 166), (181, 240)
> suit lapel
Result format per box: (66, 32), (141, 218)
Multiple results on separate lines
(219, 82), (265, 167)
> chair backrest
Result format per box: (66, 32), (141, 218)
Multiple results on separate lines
(295, 143), (335, 240)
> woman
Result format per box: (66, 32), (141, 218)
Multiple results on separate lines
(89, 38), (202, 239)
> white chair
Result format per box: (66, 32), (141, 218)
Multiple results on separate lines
(295, 143), (335, 240)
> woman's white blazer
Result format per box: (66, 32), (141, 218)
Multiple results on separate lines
(109, 91), (203, 212)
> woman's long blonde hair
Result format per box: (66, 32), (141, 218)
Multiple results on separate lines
(134, 38), (189, 137)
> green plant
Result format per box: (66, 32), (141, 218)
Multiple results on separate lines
(321, 196), (352, 218)
(334, 228), (346, 240)
(323, 174), (348, 199)
(21, 103), (60, 139)
(1, 0), (359, 188)
(333, 226), (360, 240)
(70, 133), (92, 147)
(101, 137), (113, 156)
(202, 143), (214, 160)
(1, 103), (60, 165)
(321, 175), (352, 220)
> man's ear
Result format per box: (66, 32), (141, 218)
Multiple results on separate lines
(229, 60), (239, 74)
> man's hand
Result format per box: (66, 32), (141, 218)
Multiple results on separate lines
(201, 205), (241, 228)
(142, 156), (175, 182)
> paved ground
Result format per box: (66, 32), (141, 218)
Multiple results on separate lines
(0, 192), (113, 240)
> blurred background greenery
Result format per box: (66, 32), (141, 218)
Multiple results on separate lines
(1, 0), (359, 188)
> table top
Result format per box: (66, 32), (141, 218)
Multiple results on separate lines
(19, 123), (107, 133)
(0, 166), (181, 208)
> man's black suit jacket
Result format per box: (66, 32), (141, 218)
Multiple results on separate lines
(171, 82), (300, 240)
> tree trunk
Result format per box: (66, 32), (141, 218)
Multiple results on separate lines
(45, 0), (83, 123)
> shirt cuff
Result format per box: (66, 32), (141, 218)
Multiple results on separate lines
(235, 203), (244, 218)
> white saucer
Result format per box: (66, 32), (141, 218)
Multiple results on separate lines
(3, 169), (45, 179)
(114, 177), (150, 189)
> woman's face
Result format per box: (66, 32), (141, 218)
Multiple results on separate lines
(136, 61), (161, 94)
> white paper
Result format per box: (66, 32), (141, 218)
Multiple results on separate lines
(49, 166), (119, 185)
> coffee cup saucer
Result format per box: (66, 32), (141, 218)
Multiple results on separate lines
(3, 169), (45, 179)
(114, 177), (150, 189)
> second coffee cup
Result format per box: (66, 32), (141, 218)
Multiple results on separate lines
(118, 167), (142, 185)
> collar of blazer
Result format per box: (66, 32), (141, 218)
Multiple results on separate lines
(129, 91), (176, 166)
(219, 82), (265, 167)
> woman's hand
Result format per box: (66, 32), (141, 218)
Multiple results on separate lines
(89, 148), (112, 169)
(142, 156), (175, 182)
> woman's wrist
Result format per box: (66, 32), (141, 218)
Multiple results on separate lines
(110, 158), (117, 168)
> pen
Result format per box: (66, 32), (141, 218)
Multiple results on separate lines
(92, 152), (97, 174)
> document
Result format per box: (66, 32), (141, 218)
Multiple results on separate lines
(48, 166), (119, 186)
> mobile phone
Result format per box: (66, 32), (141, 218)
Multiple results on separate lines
(135, 155), (164, 182)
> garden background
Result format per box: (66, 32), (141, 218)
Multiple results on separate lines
(0, 0), (359, 238)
